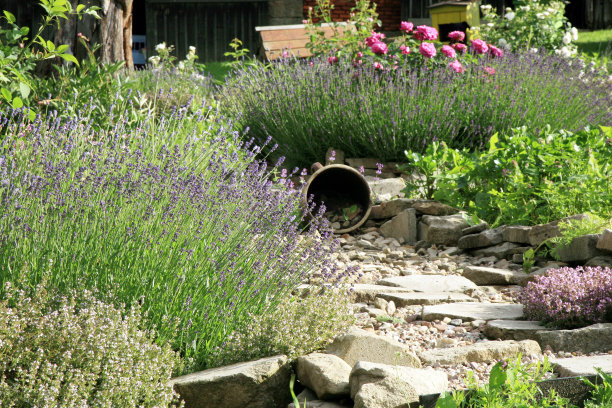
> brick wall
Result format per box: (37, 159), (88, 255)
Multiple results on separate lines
(303, 0), (402, 31)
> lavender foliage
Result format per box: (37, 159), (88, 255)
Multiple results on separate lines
(221, 52), (612, 166)
(0, 107), (345, 371)
(519, 266), (612, 329)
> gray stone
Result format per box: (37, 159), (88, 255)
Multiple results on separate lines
(296, 353), (351, 400)
(348, 284), (413, 303)
(536, 323), (612, 353)
(503, 226), (532, 244)
(170, 355), (291, 408)
(554, 234), (606, 263)
(484, 320), (552, 341)
(418, 340), (541, 365)
(377, 292), (473, 306)
(376, 275), (478, 293)
(380, 208), (417, 244)
(458, 228), (504, 249)
(411, 201), (459, 216)
(585, 256), (612, 268)
(366, 177), (406, 202)
(597, 229), (612, 251)
(288, 401), (349, 408)
(461, 265), (528, 285)
(528, 214), (590, 246)
(369, 199), (416, 220)
(551, 355), (612, 377)
(462, 222), (489, 236)
(422, 302), (524, 322)
(326, 327), (422, 368)
(471, 242), (520, 259)
(349, 362), (448, 407)
(419, 214), (470, 246)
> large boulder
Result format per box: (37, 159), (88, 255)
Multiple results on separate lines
(349, 362), (448, 408)
(418, 214), (470, 246)
(418, 340), (541, 365)
(379, 208), (417, 244)
(367, 177), (406, 202)
(325, 327), (421, 368)
(554, 234), (606, 262)
(596, 229), (612, 251)
(170, 355), (292, 408)
(296, 353), (351, 400)
(528, 214), (589, 246)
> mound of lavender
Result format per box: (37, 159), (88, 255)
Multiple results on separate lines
(519, 266), (612, 329)
(222, 52), (611, 166)
(0, 109), (344, 371)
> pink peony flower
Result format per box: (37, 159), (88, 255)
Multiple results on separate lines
(448, 30), (465, 42)
(371, 41), (388, 55)
(483, 66), (496, 75)
(400, 21), (414, 33)
(441, 45), (456, 58)
(328, 56), (339, 65)
(471, 39), (489, 54)
(449, 59), (465, 73)
(489, 45), (504, 57)
(373, 62), (383, 70)
(399, 45), (410, 55)
(414, 25), (438, 41)
(452, 43), (468, 53)
(419, 42), (437, 58)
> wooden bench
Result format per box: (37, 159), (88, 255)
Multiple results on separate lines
(255, 23), (355, 61)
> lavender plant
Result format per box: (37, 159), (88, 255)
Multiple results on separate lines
(0, 107), (344, 371)
(519, 266), (612, 329)
(221, 51), (611, 167)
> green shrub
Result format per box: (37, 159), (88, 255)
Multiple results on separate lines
(402, 126), (612, 226)
(206, 286), (355, 367)
(0, 281), (182, 408)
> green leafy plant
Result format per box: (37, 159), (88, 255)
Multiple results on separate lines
(224, 38), (250, 64)
(376, 315), (405, 325)
(583, 368), (612, 407)
(342, 204), (359, 221)
(0, 0), (99, 116)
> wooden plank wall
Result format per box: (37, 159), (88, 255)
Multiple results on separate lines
(145, 0), (268, 63)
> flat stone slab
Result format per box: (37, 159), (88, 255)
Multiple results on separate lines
(348, 284), (413, 303)
(536, 323), (612, 354)
(551, 355), (612, 377)
(422, 302), (524, 322)
(377, 292), (474, 306)
(461, 266), (528, 286)
(484, 320), (552, 341)
(418, 340), (541, 365)
(376, 275), (478, 293)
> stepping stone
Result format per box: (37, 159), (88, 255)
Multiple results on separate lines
(418, 340), (541, 365)
(377, 292), (473, 306)
(536, 323), (612, 354)
(461, 266), (528, 285)
(376, 275), (478, 293)
(348, 284), (413, 303)
(484, 320), (552, 341)
(551, 355), (612, 377)
(422, 302), (524, 322)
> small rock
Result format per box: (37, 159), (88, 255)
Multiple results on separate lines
(596, 229), (612, 251)
(461, 222), (490, 236)
(503, 226), (532, 244)
(297, 353), (351, 400)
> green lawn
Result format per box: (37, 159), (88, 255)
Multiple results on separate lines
(576, 29), (612, 57)
(202, 61), (234, 82)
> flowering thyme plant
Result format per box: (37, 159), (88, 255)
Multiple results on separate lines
(519, 266), (612, 329)
(0, 107), (345, 371)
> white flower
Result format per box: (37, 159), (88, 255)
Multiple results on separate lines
(520, 5), (530, 11)
(189, 45), (196, 53)
(505, 7), (512, 12)
(155, 42), (166, 52)
(571, 27), (578, 41)
(505, 12), (515, 20)
(562, 32), (572, 45)
(487, 22), (495, 27)
(177, 61), (185, 70)
(148, 55), (161, 65)
(480, 4), (492, 10)
(556, 46), (572, 58)
(530, 48), (538, 53)
(536, 13), (544, 19)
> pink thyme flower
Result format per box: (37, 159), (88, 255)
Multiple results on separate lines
(471, 39), (489, 54)
(489, 45), (504, 57)
(484, 66), (496, 75)
(371, 41), (388, 55)
(400, 21), (414, 33)
(448, 30), (465, 42)
(441, 45), (456, 58)
(452, 43), (468, 53)
(419, 42), (437, 58)
(399, 45), (410, 55)
(328, 56), (339, 65)
(449, 59), (465, 73)
(414, 25), (438, 41)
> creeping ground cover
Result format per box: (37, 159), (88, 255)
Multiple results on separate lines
(0, 106), (348, 372)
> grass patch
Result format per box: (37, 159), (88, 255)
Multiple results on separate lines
(576, 29), (612, 57)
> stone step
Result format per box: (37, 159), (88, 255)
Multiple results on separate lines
(422, 302), (524, 322)
(461, 265), (528, 285)
(418, 340), (541, 365)
(376, 275), (478, 293)
(348, 284), (413, 303)
(377, 292), (473, 306)
(551, 355), (612, 377)
(484, 320), (552, 341)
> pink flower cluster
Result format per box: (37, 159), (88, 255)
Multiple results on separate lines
(366, 31), (388, 55)
(472, 39), (504, 57)
(413, 25), (438, 41)
(519, 266), (612, 329)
